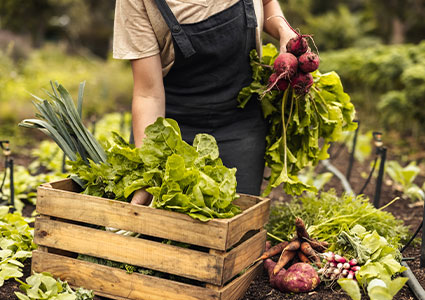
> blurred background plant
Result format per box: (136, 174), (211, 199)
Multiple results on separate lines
(0, 0), (424, 157)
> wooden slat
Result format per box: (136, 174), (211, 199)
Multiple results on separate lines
(222, 230), (266, 284)
(34, 217), (225, 285)
(41, 178), (80, 192)
(36, 184), (229, 250)
(219, 261), (263, 300)
(225, 198), (270, 249)
(32, 251), (220, 300)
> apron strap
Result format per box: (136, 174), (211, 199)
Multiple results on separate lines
(242, 0), (257, 28)
(153, 0), (196, 58)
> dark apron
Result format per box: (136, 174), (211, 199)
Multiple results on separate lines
(153, 0), (266, 195)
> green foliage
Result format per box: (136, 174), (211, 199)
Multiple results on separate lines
(0, 207), (36, 287)
(337, 225), (408, 300)
(386, 160), (425, 201)
(320, 41), (425, 137)
(2, 165), (66, 213)
(238, 44), (357, 196)
(304, 5), (377, 51)
(337, 130), (373, 163)
(0, 44), (132, 147)
(297, 166), (333, 191)
(67, 117), (241, 222)
(15, 272), (94, 300)
(265, 190), (410, 249)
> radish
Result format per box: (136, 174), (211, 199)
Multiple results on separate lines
(290, 72), (313, 95)
(286, 35), (309, 57)
(298, 52), (320, 73)
(334, 254), (346, 264)
(348, 258), (358, 266)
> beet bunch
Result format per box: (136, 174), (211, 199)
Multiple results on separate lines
(267, 35), (319, 95)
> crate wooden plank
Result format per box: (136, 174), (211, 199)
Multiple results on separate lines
(34, 217), (225, 285)
(226, 196), (270, 249)
(32, 251), (221, 300)
(222, 229), (266, 284)
(37, 179), (270, 251)
(219, 261), (262, 300)
(37, 183), (229, 250)
(41, 178), (81, 192)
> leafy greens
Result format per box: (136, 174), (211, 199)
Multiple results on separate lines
(238, 44), (357, 196)
(68, 118), (241, 222)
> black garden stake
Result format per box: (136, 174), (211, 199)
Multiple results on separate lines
(372, 132), (387, 208)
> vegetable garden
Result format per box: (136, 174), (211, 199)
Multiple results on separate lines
(2, 21), (425, 300)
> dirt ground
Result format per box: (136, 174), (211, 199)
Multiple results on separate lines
(1, 144), (424, 300)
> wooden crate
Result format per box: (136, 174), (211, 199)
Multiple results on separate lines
(32, 178), (270, 300)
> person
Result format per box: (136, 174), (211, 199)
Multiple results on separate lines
(113, 0), (297, 205)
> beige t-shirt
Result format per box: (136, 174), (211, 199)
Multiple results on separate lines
(113, 0), (264, 76)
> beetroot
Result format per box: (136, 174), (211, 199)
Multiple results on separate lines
(281, 262), (320, 293)
(298, 52), (320, 73)
(276, 79), (289, 91)
(290, 72), (314, 95)
(286, 35), (309, 57)
(273, 53), (298, 79)
(264, 259), (287, 292)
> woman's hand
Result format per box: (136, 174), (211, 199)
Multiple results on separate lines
(131, 189), (153, 206)
(278, 28), (298, 53)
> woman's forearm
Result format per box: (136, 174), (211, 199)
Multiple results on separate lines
(132, 95), (165, 147)
(131, 55), (165, 147)
(262, 0), (298, 52)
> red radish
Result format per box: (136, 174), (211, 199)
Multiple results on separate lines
(298, 52), (320, 73)
(347, 270), (355, 279)
(268, 73), (278, 85)
(351, 266), (361, 272)
(291, 72), (313, 95)
(334, 254), (346, 264)
(343, 262), (350, 269)
(349, 258), (358, 266)
(286, 35), (309, 56)
(273, 53), (298, 79)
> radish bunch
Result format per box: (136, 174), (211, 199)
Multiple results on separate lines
(318, 252), (360, 281)
(267, 35), (319, 95)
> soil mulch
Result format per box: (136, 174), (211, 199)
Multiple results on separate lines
(1, 144), (424, 300)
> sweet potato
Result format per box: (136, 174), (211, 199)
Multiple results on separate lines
(264, 259), (286, 292)
(281, 262), (320, 292)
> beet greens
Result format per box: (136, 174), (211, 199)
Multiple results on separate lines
(238, 44), (357, 196)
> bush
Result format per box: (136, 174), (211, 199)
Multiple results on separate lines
(0, 43), (133, 145)
(319, 41), (425, 138)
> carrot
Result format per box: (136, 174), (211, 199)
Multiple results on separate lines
(273, 250), (296, 275)
(297, 251), (311, 264)
(300, 241), (321, 267)
(256, 241), (289, 262)
(308, 238), (329, 253)
(283, 239), (301, 252)
(295, 217), (310, 240)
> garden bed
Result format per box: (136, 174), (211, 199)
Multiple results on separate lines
(1, 144), (424, 300)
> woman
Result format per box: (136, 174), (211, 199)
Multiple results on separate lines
(113, 0), (297, 204)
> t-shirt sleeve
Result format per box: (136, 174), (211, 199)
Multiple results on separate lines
(113, 0), (160, 60)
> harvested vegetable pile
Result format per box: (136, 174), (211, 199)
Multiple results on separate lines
(266, 190), (410, 250)
(20, 82), (240, 222)
(259, 218), (325, 293)
(238, 43), (357, 196)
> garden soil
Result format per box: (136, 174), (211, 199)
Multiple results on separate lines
(1, 145), (423, 300)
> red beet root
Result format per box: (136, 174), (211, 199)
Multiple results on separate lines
(298, 52), (320, 73)
(277, 79), (289, 91)
(286, 35), (309, 57)
(273, 53), (298, 79)
(291, 72), (314, 95)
